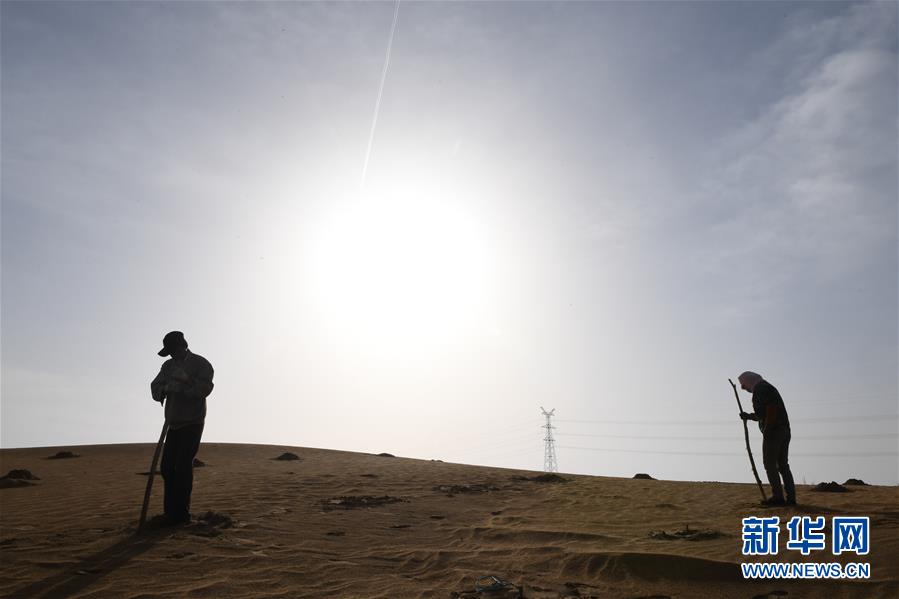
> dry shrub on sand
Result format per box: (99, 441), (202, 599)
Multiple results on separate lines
(273, 452), (300, 461)
(47, 451), (79, 460)
(813, 481), (850, 493)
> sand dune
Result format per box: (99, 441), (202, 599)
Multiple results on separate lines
(1, 443), (896, 598)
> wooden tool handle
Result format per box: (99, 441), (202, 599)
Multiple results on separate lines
(137, 421), (169, 532)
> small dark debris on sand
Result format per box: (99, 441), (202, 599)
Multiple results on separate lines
(390, 524), (411, 529)
(321, 495), (405, 511)
(377, 452), (395, 458)
(325, 530), (345, 536)
(360, 473), (378, 478)
(187, 511), (235, 537)
(47, 451), (79, 460)
(531, 473), (567, 483)
(451, 583), (521, 599)
(273, 452), (300, 461)
(844, 478), (868, 486)
(137, 470), (161, 476)
(192, 458), (206, 467)
(649, 524), (725, 541)
(434, 483), (498, 495)
(633, 473), (655, 480)
(812, 481), (850, 493)
(3, 469), (40, 480)
(0, 470), (39, 489)
(196, 511), (233, 528)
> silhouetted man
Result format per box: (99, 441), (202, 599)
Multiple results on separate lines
(151, 331), (214, 524)
(739, 371), (796, 506)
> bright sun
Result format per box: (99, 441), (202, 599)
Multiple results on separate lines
(308, 192), (491, 354)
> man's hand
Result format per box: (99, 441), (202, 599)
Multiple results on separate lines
(740, 411), (753, 421)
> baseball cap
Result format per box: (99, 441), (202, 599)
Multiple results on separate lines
(158, 331), (188, 357)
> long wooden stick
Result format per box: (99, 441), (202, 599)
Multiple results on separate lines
(729, 379), (767, 502)
(138, 421), (169, 532)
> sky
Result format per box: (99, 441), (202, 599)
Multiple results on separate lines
(2, 1), (897, 485)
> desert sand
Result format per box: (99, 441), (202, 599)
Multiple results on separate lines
(1, 443), (896, 598)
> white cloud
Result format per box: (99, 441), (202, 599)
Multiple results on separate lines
(692, 2), (896, 314)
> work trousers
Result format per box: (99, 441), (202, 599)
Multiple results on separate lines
(160, 422), (204, 522)
(762, 426), (795, 503)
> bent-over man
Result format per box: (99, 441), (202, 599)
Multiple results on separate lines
(739, 371), (796, 506)
(151, 331), (214, 524)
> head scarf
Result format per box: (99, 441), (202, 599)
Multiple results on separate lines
(738, 371), (764, 392)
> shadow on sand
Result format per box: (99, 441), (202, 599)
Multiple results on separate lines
(7, 528), (166, 599)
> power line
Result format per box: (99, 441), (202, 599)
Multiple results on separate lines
(556, 414), (898, 426)
(555, 432), (898, 441)
(452, 432), (543, 457)
(450, 441), (544, 466)
(557, 445), (899, 458)
(789, 396), (898, 405)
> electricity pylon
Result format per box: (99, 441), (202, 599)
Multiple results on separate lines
(541, 407), (558, 473)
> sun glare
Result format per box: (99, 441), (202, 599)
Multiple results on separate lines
(308, 191), (491, 354)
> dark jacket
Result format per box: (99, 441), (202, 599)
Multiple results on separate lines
(150, 350), (214, 429)
(751, 380), (790, 433)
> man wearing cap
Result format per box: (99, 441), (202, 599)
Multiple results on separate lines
(151, 331), (214, 524)
(738, 371), (796, 506)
